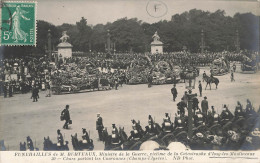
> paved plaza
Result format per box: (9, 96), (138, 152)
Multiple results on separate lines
(0, 65), (260, 150)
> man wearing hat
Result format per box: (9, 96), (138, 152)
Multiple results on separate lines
(201, 96), (209, 116)
(57, 129), (64, 148)
(177, 98), (187, 116)
(171, 84), (178, 102)
(61, 105), (71, 129)
(96, 113), (104, 141)
(82, 128), (90, 144)
(26, 136), (34, 151)
(111, 124), (120, 145)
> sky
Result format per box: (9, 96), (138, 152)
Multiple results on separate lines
(37, 0), (260, 26)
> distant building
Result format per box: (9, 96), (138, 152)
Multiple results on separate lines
(151, 31), (163, 54)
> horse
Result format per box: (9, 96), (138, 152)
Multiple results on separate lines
(0, 140), (6, 151)
(203, 75), (219, 90)
(71, 133), (94, 151)
(20, 142), (26, 151)
(43, 136), (69, 151)
(101, 128), (122, 150)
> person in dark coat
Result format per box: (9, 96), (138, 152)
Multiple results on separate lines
(96, 113), (104, 141)
(82, 128), (90, 143)
(198, 80), (202, 97)
(192, 97), (199, 113)
(31, 86), (39, 102)
(177, 98), (187, 116)
(201, 96), (209, 116)
(61, 105), (71, 129)
(171, 84), (178, 101)
(202, 71), (206, 82)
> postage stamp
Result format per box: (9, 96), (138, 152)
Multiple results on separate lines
(1, 1), (36, 46)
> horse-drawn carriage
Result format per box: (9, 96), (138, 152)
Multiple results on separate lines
(210, 57), (229, 76)
(151, 61), (181, 85)
(241, 56), (257, 73)
(179, 66), (200, 82)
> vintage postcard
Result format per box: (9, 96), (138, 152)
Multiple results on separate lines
(0, 0), (259, 162)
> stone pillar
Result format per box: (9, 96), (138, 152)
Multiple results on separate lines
(235, 30), (240, 53)
(47, 29), (52, 61)
(107, 30), (111, 54)
(200, 29), (205, 54)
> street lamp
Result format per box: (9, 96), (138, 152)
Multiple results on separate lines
(184, 71), (197, 139)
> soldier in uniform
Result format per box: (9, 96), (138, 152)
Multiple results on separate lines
(193, 109), (205, 127)
(207, 106), (220, 127)
(82, 128), (90, 144)
(57, 129), (64, 149)
(111, 124), (120, 145)
(233, 101), (245, 122)
(61, 105), (71, 129)
(173, 111), (186, 132)
(26, 136), (34, 151)
(171, 84), (178, 102)
(129, 120), (142, 140)
(162, 113), (173, 132)
(96, 113), (104, 141)
(220, 105), (233, 125)
(144, 115), (157, 135)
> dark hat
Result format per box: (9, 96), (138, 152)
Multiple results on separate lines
(112, 124), (115, 126)
(57, 129), (60, 132)
(82, 128), (86, 131)
(165, 113), (168, 116)
(204, 96), (207, 99)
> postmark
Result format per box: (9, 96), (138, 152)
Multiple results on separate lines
(146, 0), (168, 18)
(1, 1), (36, 46)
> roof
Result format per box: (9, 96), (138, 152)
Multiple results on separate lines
(57, 42), (73, 48)
(151, 40), (163, 45)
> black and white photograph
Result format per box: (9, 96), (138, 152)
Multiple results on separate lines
(0, 0), (260, 162)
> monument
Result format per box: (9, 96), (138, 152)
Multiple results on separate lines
(151, 31), (163, 54)
(57, 31), (73, 58)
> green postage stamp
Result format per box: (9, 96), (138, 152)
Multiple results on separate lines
(1, 1), (36, 46)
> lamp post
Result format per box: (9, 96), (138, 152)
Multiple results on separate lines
(185, 71), (197, 139)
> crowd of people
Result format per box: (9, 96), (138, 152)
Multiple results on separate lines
(0, 50), (258, 98)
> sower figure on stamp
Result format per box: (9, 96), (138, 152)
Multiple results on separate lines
(171, 84), (178, 102)
(96, 113), (104, 141)
(61, 105), (71, 129)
